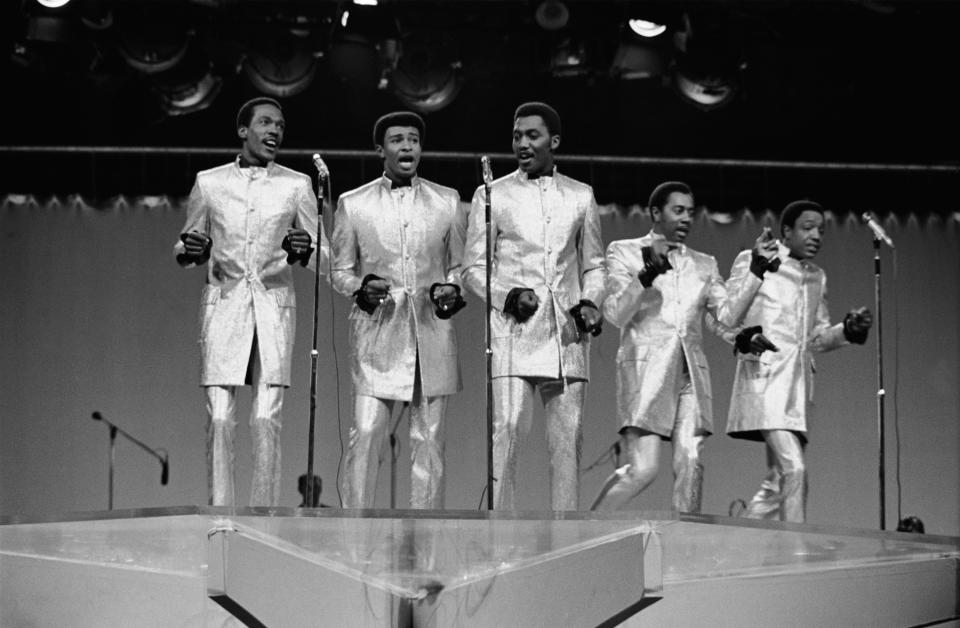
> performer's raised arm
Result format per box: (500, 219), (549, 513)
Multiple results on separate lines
(724, 199), (872, 523)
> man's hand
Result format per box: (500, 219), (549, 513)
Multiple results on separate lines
(176, 231), (212, 266)
(570, 299), (603, 336)
(504, 287), (539, 323)
(749, 227), (781, 278)
(430, 283), (466, 319)
(843, 306), (873, 344)
(354, 274), (391, 314)
(735, 325), (779, 356)
(638, 241), (675, 287)
(282, 229), (314, 266)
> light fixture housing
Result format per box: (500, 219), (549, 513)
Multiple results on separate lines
(628, 19), (666, 38)
(244, 33), (317, 97)
(535, 1), (569, 31)
(392, 32), (461, 113)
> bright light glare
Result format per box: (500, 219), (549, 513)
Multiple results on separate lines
(353, 0), (378, 5)
(36, 0), (71, 7)
(341, 10), (350, 28)
(628, 19), (666, 38)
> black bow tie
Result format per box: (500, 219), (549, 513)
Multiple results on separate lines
(391, 179), (412, 189)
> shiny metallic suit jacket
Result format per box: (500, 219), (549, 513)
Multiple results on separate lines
(724, 244), (847, 440)
(604, 232), (761, 436)
(174, 159), (326, 387)
(462, 169), (605, 380)
(331, 176), (465, 400)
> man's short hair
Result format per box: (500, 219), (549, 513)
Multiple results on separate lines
(373, 111), (425, 147)
(648, 181), (693, 213)
(236, 97), (282, 130)
(779, 199), (824, 236)
(514, 101), (562, 136)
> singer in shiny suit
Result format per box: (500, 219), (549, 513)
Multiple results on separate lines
(462, 102), (605, 511)
(723, 200), (872, 522)
(174, 97), (329, 507)
(332, 112), (466, 509)
(590, 181), (777, 513)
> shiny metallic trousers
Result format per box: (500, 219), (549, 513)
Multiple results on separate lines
(492, 377), (585, 511)
(206, 383), (284, 507)
(591, 382), (705, 513)
(341, 390), (448, 510)
(743, 429), (807, 522)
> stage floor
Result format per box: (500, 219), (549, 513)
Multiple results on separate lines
(1, 507), (957, 627)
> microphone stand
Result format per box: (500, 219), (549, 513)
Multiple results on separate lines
(305, 166), (328, 509)
(872, 235), (887, 530)
(91, 412), (167, 510)
(481, 156), (495, 509)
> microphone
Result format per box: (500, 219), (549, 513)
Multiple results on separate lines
(481, 155), (493, 185)
(91, 411), (168, 488)
(312, 153), (329, 179)
(862, 212), (894, 248)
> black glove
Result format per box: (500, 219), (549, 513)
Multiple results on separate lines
(735, 325), (779, 356)
(843, 308), (872, 344)
(281, 229), (314, 267)
(176, 232), (212, 266)
(637, 245), (673, 288)
(569, 299), (603, 337)
(504, 287), (539, 323)
(430, 283), (466, 319)
(353, 274), (389, 315)
(750, 248), (781, 279)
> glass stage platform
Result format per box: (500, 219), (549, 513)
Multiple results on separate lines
(1, 507), (957, 627)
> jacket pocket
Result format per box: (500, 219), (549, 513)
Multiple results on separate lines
(737, 356), (771, 393)
(202, 285), (221, 305)
(272, 287), (296, 309)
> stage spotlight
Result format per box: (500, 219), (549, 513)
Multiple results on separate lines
(671, 12), (742, 110)
(329, 32), (383, 90)
(628, 19), (666, 38)
(610, 42), (664, 79)
(11, 12), (90, 73)
(330, 3), (395, 90)
(114, 4), (222, 118)
(550, 37), (589, 78)
(392, 32), (461, 113)
(80, 0), (112, 31)
(158, 74), (221, 115)
(154, 49), (223, 117)
(35, 0), (71, 8)
(353, 0), (378, 5)
(24, 14), (77, 45)
(116, 8), (189, 74)
(244, 34), (317, 97)
(674, 71), (738, 109)
(535, 1), (569, 31)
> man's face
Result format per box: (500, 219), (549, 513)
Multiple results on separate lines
(512, 115), (559, 177)
(652, 192), (695, 243)
(377, 125), (421, 182)
(239, 103), (285, 166)
(783, 210), (825, 259)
